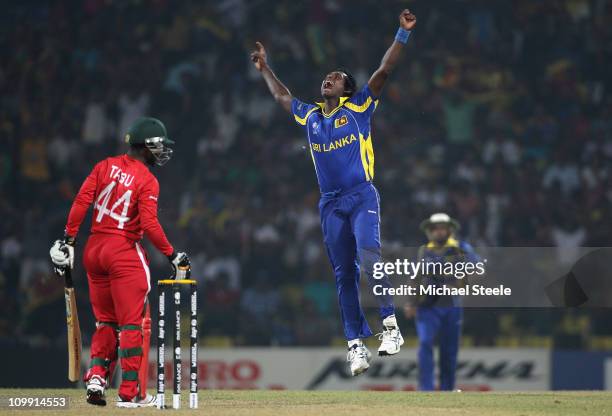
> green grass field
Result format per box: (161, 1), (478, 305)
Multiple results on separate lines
(1, 389), (611, 416)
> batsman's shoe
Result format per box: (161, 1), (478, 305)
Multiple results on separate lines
(116, 393), (157, 408)
(86, 375), (107, 406)
(347, 343), (372, 376)
(377, 315), (404, 356)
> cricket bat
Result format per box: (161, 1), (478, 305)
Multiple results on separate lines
(63, 268), (82, 382)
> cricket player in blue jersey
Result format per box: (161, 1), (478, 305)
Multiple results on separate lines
(251, 9), (417, 376)
(405, 213), (481, 390)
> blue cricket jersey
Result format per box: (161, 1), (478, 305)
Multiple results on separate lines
(291, 85), (379, 194)
(417, 237), (481, 307)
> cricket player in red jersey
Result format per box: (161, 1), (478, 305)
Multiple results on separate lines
(49, 117), (190, 408)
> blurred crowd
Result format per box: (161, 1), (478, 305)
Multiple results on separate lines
(1, 0), (612, 347)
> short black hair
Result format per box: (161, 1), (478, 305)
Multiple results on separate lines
(337, 68), (356, 97)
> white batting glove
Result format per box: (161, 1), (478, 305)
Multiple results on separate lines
(50, 240), (74, 270)
(168, 251), (190, 279)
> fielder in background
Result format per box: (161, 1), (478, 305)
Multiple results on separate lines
(251, 9), (416, 376)
(404, 213), (480, 391)
(49, 117), (190, 408)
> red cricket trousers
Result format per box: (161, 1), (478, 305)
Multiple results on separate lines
(83, 233), (151, 401)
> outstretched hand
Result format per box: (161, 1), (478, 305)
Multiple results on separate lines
(367, 9), (416, 98)
(249, 41), (293, 113)
(250, 42), (267, 71)
(399, 9), (417, 30)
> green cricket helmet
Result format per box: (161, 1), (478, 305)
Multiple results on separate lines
(125, 117), (175, 166)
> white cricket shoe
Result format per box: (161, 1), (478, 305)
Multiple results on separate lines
(116, 393), (157, 408)
(377, 315), (404, 356)
(347, 343), (372, 376)
(86, 375), (106, 406)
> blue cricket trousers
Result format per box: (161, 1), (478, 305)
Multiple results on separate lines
(319, 182), (395, 340)
(416, 306), (462, 391)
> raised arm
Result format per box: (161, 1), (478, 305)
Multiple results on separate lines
(368, 9), (417, 97)
(251, 42), (292, 113)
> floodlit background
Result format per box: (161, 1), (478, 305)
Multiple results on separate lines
(1, 0), (611, 390)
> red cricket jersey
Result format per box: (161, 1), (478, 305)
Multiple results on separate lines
(65, 154), (174, 257)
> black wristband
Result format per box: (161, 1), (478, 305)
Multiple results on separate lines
(63, 234), (76, 246)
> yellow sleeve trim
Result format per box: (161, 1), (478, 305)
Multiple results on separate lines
(345, 96), (375, 113)
(359, 133), (375, 181)
(294, 107), (318, 125)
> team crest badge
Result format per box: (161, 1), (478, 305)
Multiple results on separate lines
(334, 115), (348, 128)
(311, 121), (320, 135)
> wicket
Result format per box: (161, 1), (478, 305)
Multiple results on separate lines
(156, 279), (198, 410)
